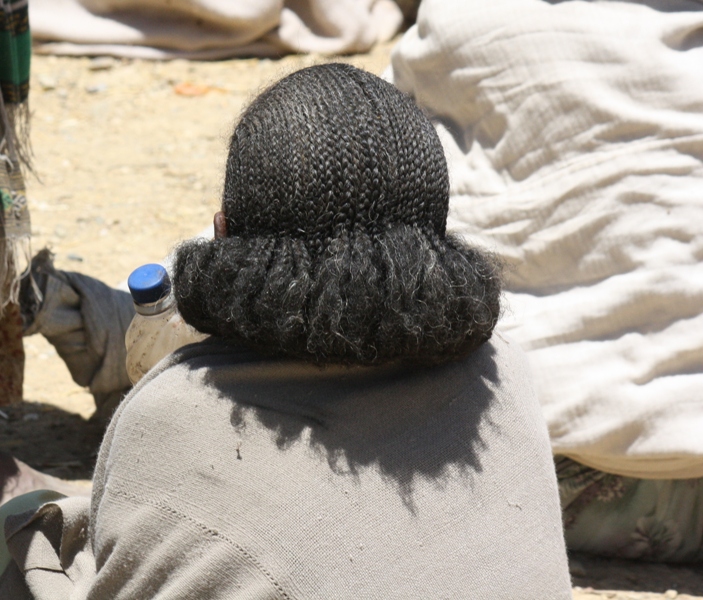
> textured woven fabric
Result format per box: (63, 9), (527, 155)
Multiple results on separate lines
(0, 0), (31, 214)
(557, 456), (703, 562)
(0, 0), (30, 398)
(389, 0), (703, 479)
(0, 335), (571, 598)
(0, 84), (31, 316)
(87, 333), (568, 598)
(0, 0), (30, 105)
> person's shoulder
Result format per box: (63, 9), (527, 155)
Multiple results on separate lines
(447, 332), (540, 422)
(456, 331), (532, 387)
(486, 331), (532, 378)
(117, 338), (256, 421)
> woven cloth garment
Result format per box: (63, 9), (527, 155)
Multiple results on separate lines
(2, 334), (571, 598)
(0, 0), (31, 309)
(29, 0), (403, 59)
(556, 456), (703, 562)
(0, 0), (31, 403)
(0, 141), (29, 309)
(388, 0), (703, 479)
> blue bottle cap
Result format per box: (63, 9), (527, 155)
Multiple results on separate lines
(127, 264), (171, 305)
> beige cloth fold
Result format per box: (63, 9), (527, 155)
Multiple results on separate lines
(30, 0), (403, 59)
(389, 0), (703, 479)
(1, 496), (95, 600)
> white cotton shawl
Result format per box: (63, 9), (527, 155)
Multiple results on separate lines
(0, 334), (572, 599)
(84, 335), (569, 599)
(1, 335), (572, 598)
(389, 0), (703, 479)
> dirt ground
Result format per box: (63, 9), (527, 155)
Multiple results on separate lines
(3, 41), (702, 599)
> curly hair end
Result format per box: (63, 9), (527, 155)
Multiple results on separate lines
(174, 225), (501, 366)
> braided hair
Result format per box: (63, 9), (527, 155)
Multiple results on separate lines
(173, 63), (501, 365)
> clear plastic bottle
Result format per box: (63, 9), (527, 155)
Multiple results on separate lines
(125, 263), (207, 385)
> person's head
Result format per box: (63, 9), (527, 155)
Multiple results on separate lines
(174, 63), (501, 365)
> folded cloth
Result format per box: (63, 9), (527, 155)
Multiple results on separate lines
(388, 0), (703, 478)
(22, 250), (134, 421)
(0, 495), (94, 600)
(30, 0), (403, 59)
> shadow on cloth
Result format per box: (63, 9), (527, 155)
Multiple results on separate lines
(197, 340), (499, 510)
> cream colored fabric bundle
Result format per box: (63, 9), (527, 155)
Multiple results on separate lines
(389, 0), (703, 479)
(30, 0), (403, 59)
(2, 335), (572, 598)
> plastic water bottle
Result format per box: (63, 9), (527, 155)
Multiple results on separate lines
(125, 263), (207, 385)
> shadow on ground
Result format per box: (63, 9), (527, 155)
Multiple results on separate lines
(570, 552), (703, 596)
(0, 401), (104, 480)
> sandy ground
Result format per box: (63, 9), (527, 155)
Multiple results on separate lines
(7, 42), (702, 599)
(22, 44), (394, 418)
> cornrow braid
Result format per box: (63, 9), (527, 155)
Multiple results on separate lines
(174, 63), (501, 366)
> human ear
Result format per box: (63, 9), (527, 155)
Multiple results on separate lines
(214, 211), (228, 239)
